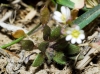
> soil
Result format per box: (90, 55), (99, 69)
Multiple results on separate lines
(0, 0), (100, 74)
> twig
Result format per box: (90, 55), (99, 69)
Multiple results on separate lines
(0, 48), (10, 57)
(88, 31), (98, 40)
(5, 50), (20, 58)
(0, 22), (28, 33)
(21, 7), (37, 23)
(0, 10), (28, 33)
(20, 1), (29, 8)
(0, 10), (12, 22)
(0, 48), (19, 59)
(12, 0), (21, 4)
(24, 52), (37, 64)
(75, 43), (100, 70)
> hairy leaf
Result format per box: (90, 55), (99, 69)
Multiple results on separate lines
(53, 51), (66, 65)
(66, 44), (80, 55)
(50, 26), (61, 41)
(50, 37), (68, 50)
(43, 25), (51, 41)
(20, 40), (34, 51)
(38, 41), (49, 52)
(32, 53), (45, 67)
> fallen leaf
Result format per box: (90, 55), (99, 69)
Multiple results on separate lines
(70, 0), (85, 9)
(71, 9), (79, 20)
(12, 29), (26, 38)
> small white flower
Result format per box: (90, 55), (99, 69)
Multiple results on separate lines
(65, 25), (85, 44)
(53, 6), (71, 24)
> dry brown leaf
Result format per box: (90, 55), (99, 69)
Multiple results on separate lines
(12, 30), (26, 38)
(40, 6), (50, 25)
(70, 0), (85, 9)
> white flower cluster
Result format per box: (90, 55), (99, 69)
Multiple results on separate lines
(53, 6), (85, 44)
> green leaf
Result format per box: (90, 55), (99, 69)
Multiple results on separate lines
(38, 41), (49, 52)
(53, 51), (66, 65)
(20, 40), (34, 51)
(43, 25), (51, 41)
(50, 37), (68, 50)
(51, 0), (56, 4)
(73, 4), (100, 29)
(55, 0), (74, 8)
(66, 44), (80, 55)
(50, 26), (61, 41)
(32, 53), (45, 67)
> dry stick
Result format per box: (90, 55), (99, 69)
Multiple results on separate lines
(12, 0), (21, 4)
(75, 47), (97, 70)
(6, 49), (20, 58)
(75, 42), (100, 70)
(20, 1), (29, 8)
(0, 22), (28, 33)
(0, 10), (12, 22)
(0, 10), (28, 33)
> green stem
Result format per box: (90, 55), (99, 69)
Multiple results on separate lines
(1, 23), (41, 49)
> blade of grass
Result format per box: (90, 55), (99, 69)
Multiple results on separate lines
(73, 4), (100, 29)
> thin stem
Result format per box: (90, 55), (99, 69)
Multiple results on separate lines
(1, 23), (41, 49)
(27, 23), (41, 35)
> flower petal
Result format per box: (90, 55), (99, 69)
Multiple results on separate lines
(66, 35), (72, 41)
(61, 6), (71, 21)
(61, 6), (67, 15)
(53, 15), (62, 22)
(76, 38), (82, 44)
(75, 25), (80, 30)
(65, 7), (71, 20)
(71, 38), (76, 44)
(79, 34), (85, 39)
(66, 30), (71, 34)
(80, 30), (84, 33)
(54, 11), (62, 18)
